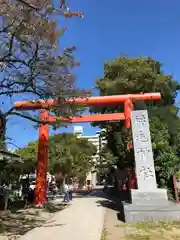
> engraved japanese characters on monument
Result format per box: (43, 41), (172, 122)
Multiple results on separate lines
(131, 110), (157, 191)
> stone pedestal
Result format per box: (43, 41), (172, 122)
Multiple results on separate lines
(130, 189), (168, 205)
(122, 110), (180, 223)
(122, 188), (174, 223)
(123, 201), (180, 223)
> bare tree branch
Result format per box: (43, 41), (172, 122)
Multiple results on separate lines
(16, 0), (39, 11)
(8, 111), (69, 126)
(0, 0), (84, 150)
(0, 89), (37, 96)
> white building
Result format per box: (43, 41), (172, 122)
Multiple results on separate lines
(73, 126), (83, 137)
(73, 126), (107, 186)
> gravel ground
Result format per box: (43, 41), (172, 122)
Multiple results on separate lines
(102, 207), (125, 240)
(19, 195), (106, 240)
(0, 202), (66, 240)
(101, 188), (136, 240)
(103, 207), (137, 240)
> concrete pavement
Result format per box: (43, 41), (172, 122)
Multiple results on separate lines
(20, 189), (106, 240)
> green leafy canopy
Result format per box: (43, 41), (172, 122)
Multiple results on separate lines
(91, 56), (180, 184)
(15, 133), (97, 183)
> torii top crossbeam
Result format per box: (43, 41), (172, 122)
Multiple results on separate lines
(14, 93), (161, 110)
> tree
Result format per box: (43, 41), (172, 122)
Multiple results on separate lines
(0, 141), (38, 188)
(15, 133), (97, 184)
(15, 141), (38, 174)
(48, 133), (97, 185)
(91, 56), (180, 184)
(0, 0), (84, 148)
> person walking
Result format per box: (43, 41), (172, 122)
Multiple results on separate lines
(68, 178), (74, 201)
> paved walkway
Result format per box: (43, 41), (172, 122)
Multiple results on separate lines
(20, 190), (106, 240)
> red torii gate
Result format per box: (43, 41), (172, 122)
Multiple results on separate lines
(13, 92), (161, 206)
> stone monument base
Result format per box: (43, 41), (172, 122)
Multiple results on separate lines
(123, 202), (180, 223)
(130, 189), (168, 205)
(122, 189), (180, 223)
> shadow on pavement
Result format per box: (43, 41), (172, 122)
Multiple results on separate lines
(42, 223), (66, 228)
(48, 188), (106, 200)
(48, 186), (128, 223)
(94, 187), (130, 223)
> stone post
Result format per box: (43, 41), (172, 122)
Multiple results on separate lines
(130, 110), (168, 204)
(121, 110), (178, 223)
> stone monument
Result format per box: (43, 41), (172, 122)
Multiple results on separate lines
(122, 110), (180, 223)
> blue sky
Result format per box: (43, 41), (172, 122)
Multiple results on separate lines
(6, 0), (180, 149)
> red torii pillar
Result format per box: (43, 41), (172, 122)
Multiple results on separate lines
(13, 93), (161, 206)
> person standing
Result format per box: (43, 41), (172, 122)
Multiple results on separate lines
(63, 178), (69, 203)
(68, 178), (74, 201)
